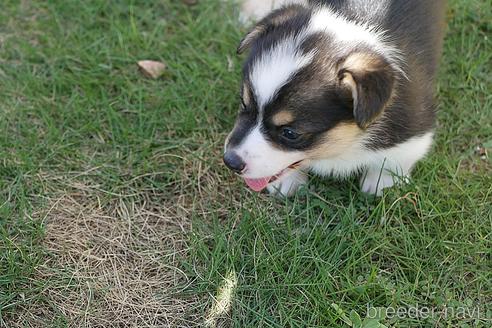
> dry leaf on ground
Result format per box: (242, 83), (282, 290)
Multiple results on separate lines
(137, 60), (167, 79)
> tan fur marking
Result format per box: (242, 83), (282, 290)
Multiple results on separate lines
(341, 52), (397, 128)
(272, 111), (294, 126)
(341, 72), (358, 108)
(307, 123), (363, 159)
(343, 52), (381, 72)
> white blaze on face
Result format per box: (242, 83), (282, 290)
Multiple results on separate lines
(229, 34), (312, 185)
(249, 35), (314, 111)
(235, 126), (304, 179)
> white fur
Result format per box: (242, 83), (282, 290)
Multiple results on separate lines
(250, 38), (314, 111)
(267, 169), (308, 197)
(359, 167), (408, 196)
(235, 125), (305, 179)
(308, 132), (434, 195)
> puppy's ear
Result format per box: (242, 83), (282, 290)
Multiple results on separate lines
(338, 52), (396, 128)
(237, 5), (304, 54)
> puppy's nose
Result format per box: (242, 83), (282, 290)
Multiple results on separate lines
(223, 151), (246, 173)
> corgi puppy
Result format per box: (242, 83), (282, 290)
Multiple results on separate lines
(224, 0), (446, 196)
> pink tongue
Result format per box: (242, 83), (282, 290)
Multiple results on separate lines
(244, 177), (272, 192)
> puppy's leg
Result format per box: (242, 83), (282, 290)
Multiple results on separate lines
(360, 133), (434, 195)
(360, 164), (407, 196)
(267, 169), (307, 197)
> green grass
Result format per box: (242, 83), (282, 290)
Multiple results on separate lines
(0, 0), (491, 327)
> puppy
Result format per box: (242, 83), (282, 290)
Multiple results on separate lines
(224, 0), (447, 196)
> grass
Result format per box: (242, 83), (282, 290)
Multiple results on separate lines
(0, 0), (490, 327)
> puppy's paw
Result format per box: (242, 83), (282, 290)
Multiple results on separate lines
(360, 170), (398, 196)
(267, 170), (307, 197)
(360, 169), (409, 196)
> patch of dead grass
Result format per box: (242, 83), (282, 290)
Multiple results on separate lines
(6, 184), (203, 327)
(5, 135), (243, 327)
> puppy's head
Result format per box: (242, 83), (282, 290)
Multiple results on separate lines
(224, 4), (399, 192)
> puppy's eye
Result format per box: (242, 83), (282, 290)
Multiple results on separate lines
(281, 127), (300, 140)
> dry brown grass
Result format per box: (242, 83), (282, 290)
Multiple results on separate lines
(4, 164), (222, 327)
(4, 133), (237, 327)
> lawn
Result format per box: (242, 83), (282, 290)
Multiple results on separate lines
(0, 0), (490, 327)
